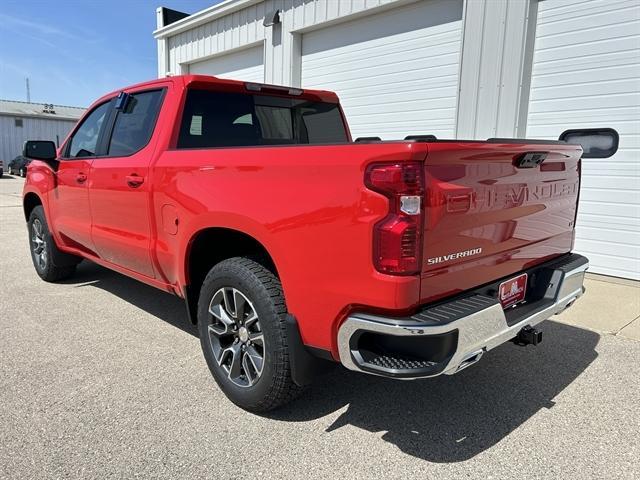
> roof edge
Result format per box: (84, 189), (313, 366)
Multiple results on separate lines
(154, 0), (261, 39)
(0, 99), (85, 111)
(0, 112), (82, 122)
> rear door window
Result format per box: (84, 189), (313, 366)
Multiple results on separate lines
(177, 89), (348, 148)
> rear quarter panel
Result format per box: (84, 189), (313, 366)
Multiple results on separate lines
(152, 143), (428, 354)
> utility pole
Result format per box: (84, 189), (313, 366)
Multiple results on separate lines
(26, 77), (31, 103)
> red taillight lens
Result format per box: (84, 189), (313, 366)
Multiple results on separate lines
(365, 162), (424, 275)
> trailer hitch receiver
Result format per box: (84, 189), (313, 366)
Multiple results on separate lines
(513, 325), (543, 346)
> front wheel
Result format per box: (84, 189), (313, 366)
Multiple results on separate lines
(28, 206), (78, 282)
(197, 257), (303, 412)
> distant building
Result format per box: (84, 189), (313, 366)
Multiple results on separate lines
(0, 100), (85, 162)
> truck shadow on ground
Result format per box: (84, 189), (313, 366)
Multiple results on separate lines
(68, 261), (600, 464)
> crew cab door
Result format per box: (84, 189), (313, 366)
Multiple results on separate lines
(51, 100), (112, 253)
(88, 88), (165, 278)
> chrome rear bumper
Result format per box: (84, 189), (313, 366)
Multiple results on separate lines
(338, 254), (588, 379)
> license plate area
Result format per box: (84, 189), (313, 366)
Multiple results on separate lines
(499, 273), (528, 309)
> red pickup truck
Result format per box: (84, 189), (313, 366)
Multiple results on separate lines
(22, 75), (618, 412)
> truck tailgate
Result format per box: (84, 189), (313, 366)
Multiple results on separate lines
(420, 141), (582, 303)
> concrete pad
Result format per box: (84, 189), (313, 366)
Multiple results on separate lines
(554, 278), (640, 334)
(619, 317), (640, 341)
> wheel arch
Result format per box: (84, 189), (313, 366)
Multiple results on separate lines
(182, 226), (280, 324)
(23, 192), (43, 222)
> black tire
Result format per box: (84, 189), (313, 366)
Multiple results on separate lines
(28, 206), (78, 282)
(197, 257), (303, 412)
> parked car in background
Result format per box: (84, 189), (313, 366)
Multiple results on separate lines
(21, 75), (619, 412)
(0, 159), (3, 178)
(8, 156), (31, 177)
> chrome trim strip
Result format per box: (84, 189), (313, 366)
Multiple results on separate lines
(337, 260), (588, 379)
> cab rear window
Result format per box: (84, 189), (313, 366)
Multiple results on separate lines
(177, 89), (348, 148)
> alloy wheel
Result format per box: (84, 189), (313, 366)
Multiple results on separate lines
(31, 219), (47, 269)
(207, 287), (265, 387)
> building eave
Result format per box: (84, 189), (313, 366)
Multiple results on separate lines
(0, 112), (81, 122)
(154, 0), (261, 39)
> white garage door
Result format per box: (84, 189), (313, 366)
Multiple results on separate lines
(188, 45), (264, 82)
(527, 0), (640, 280)
(301, 0), (463, 140)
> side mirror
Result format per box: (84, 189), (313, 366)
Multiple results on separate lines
(559, 128), (619, 158)
(23, 140), (57, 161)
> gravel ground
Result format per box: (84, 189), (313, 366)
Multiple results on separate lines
(1, 175), (639, 479)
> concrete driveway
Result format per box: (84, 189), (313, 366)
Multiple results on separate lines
(1, 175), (639, 479)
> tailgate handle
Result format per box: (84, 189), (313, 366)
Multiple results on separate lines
(515, 151), (547, 168)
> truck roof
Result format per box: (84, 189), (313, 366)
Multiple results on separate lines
(92, 75), (340, 107)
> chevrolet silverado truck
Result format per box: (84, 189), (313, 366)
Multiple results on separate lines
(22, 75), (618, 412)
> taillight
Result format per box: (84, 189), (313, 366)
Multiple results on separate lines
(365, 162), (424, 275)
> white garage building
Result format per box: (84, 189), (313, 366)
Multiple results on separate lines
(154, 0), (639, 280)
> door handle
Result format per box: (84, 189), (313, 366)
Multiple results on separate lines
(126, 174), (144, 188)
(76, 173), (87, 184)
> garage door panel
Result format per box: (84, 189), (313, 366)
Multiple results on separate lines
(348, 95), (458, 116)
(575, 238), (639, 261)
(530, 50), (638, 77)
(573, 250), (639, 279)
(528, 114), (640, 129)
(302, 0), (463, 140)
(303, 40), (461, 75)
(529, 78), (639, 101)
(580, 201), (639, 220)
(529, 92), (638, 113)
(533, 36), (639, 64)
(342, 76), (459, 103)
(578, 187), (639, 205)
(303, 29), (461, 68)
(315, 66), (460, 97)
(538, 0), (637, 20)
(188, 45), (264, 82)
(303, 59), (461, 90)
(301, 0), (462, 57)
(532, 64), (640, 89)
(346, 88), (458, 110)
(536, 11), (639, 42)
(581, 175), (639, 191)
(578, 211), (640, 231)
(528, 1), (639, 280)
(528, 108), (639, 128)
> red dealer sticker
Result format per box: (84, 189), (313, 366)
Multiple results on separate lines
(499, 273), (528, 308)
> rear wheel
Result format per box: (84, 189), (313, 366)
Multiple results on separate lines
(197, 257), (302, 412)
(28, 206), (78, 282)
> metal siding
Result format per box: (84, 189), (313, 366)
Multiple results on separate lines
(455, 0), (536, 139)
(301, 0), (464, 139)
(527, 0), (640, 280)
(165, 0), (393, 78)
(167, 4), (267, 74)
(0, 115), (76, 164)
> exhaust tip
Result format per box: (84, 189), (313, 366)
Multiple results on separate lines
(455, 349), (484, 373)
